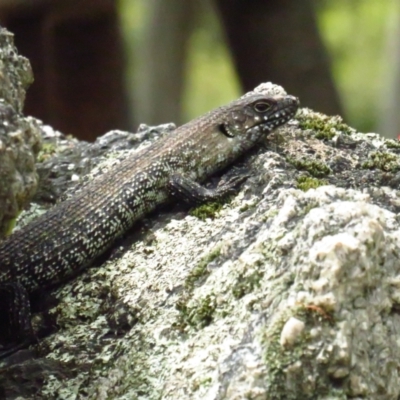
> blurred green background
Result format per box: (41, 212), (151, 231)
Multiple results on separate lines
(1, 0), (399, 140)
(120, 0), (399, 135)
(316, 0), (400, 135)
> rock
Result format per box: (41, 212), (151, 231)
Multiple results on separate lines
(0, 27), (42, 237)
(280, 317), (305, 348)
(2, 83), (400, 399)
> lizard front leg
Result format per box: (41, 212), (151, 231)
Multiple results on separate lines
(168, 173), (248, 204)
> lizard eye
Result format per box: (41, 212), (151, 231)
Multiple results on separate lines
(253, 101), (271, 113)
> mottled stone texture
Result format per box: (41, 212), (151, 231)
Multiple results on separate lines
(2, 101), (400, 399)
(0, 27), (41, 237)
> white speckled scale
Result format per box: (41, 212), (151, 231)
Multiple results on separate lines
(0, 92), (299, 349)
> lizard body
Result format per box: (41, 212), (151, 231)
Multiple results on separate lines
(0, 92), (299, 351)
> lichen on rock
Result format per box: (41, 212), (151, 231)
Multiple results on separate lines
(0, 27), (43, 237)
(2, 78), (400, 399)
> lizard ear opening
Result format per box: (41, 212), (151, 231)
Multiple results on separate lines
(219, 124), (235, 138)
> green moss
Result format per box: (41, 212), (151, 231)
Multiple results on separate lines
(176, 294), (217, 329)
(260, 305), (336, 399)
(362, 151), (400, 172)
(185, 245), (221, 290)
(232, 268), (264, 299)
(385, 139), (400, 149)
(37, 142), (58, 162)
(261, 310), (309, 399)
(175, 246), (222, 330)
(297, 112), (353, 140)
(287, 157), (331, 178)
(296, 176), (328, 191)
(189, 197), (231, 220)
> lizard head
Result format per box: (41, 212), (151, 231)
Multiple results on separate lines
(219, 94), (299, 141)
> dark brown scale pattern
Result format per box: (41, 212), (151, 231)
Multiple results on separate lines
(0, 94), (299, 295)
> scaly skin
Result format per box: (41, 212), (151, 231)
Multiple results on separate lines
(0, 92), (299, 349)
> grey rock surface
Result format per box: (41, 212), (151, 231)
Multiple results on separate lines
(2, 83), (400, 399)
(0, 27), (42, 237)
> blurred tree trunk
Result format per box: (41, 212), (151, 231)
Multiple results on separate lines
(377, 1), (400, 139)
(0, 0), (130, 141)
(135, 0), (196, 125)
(214, 0), (342, 116)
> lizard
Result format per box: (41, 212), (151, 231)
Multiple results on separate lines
(0, 90), (299, 355)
